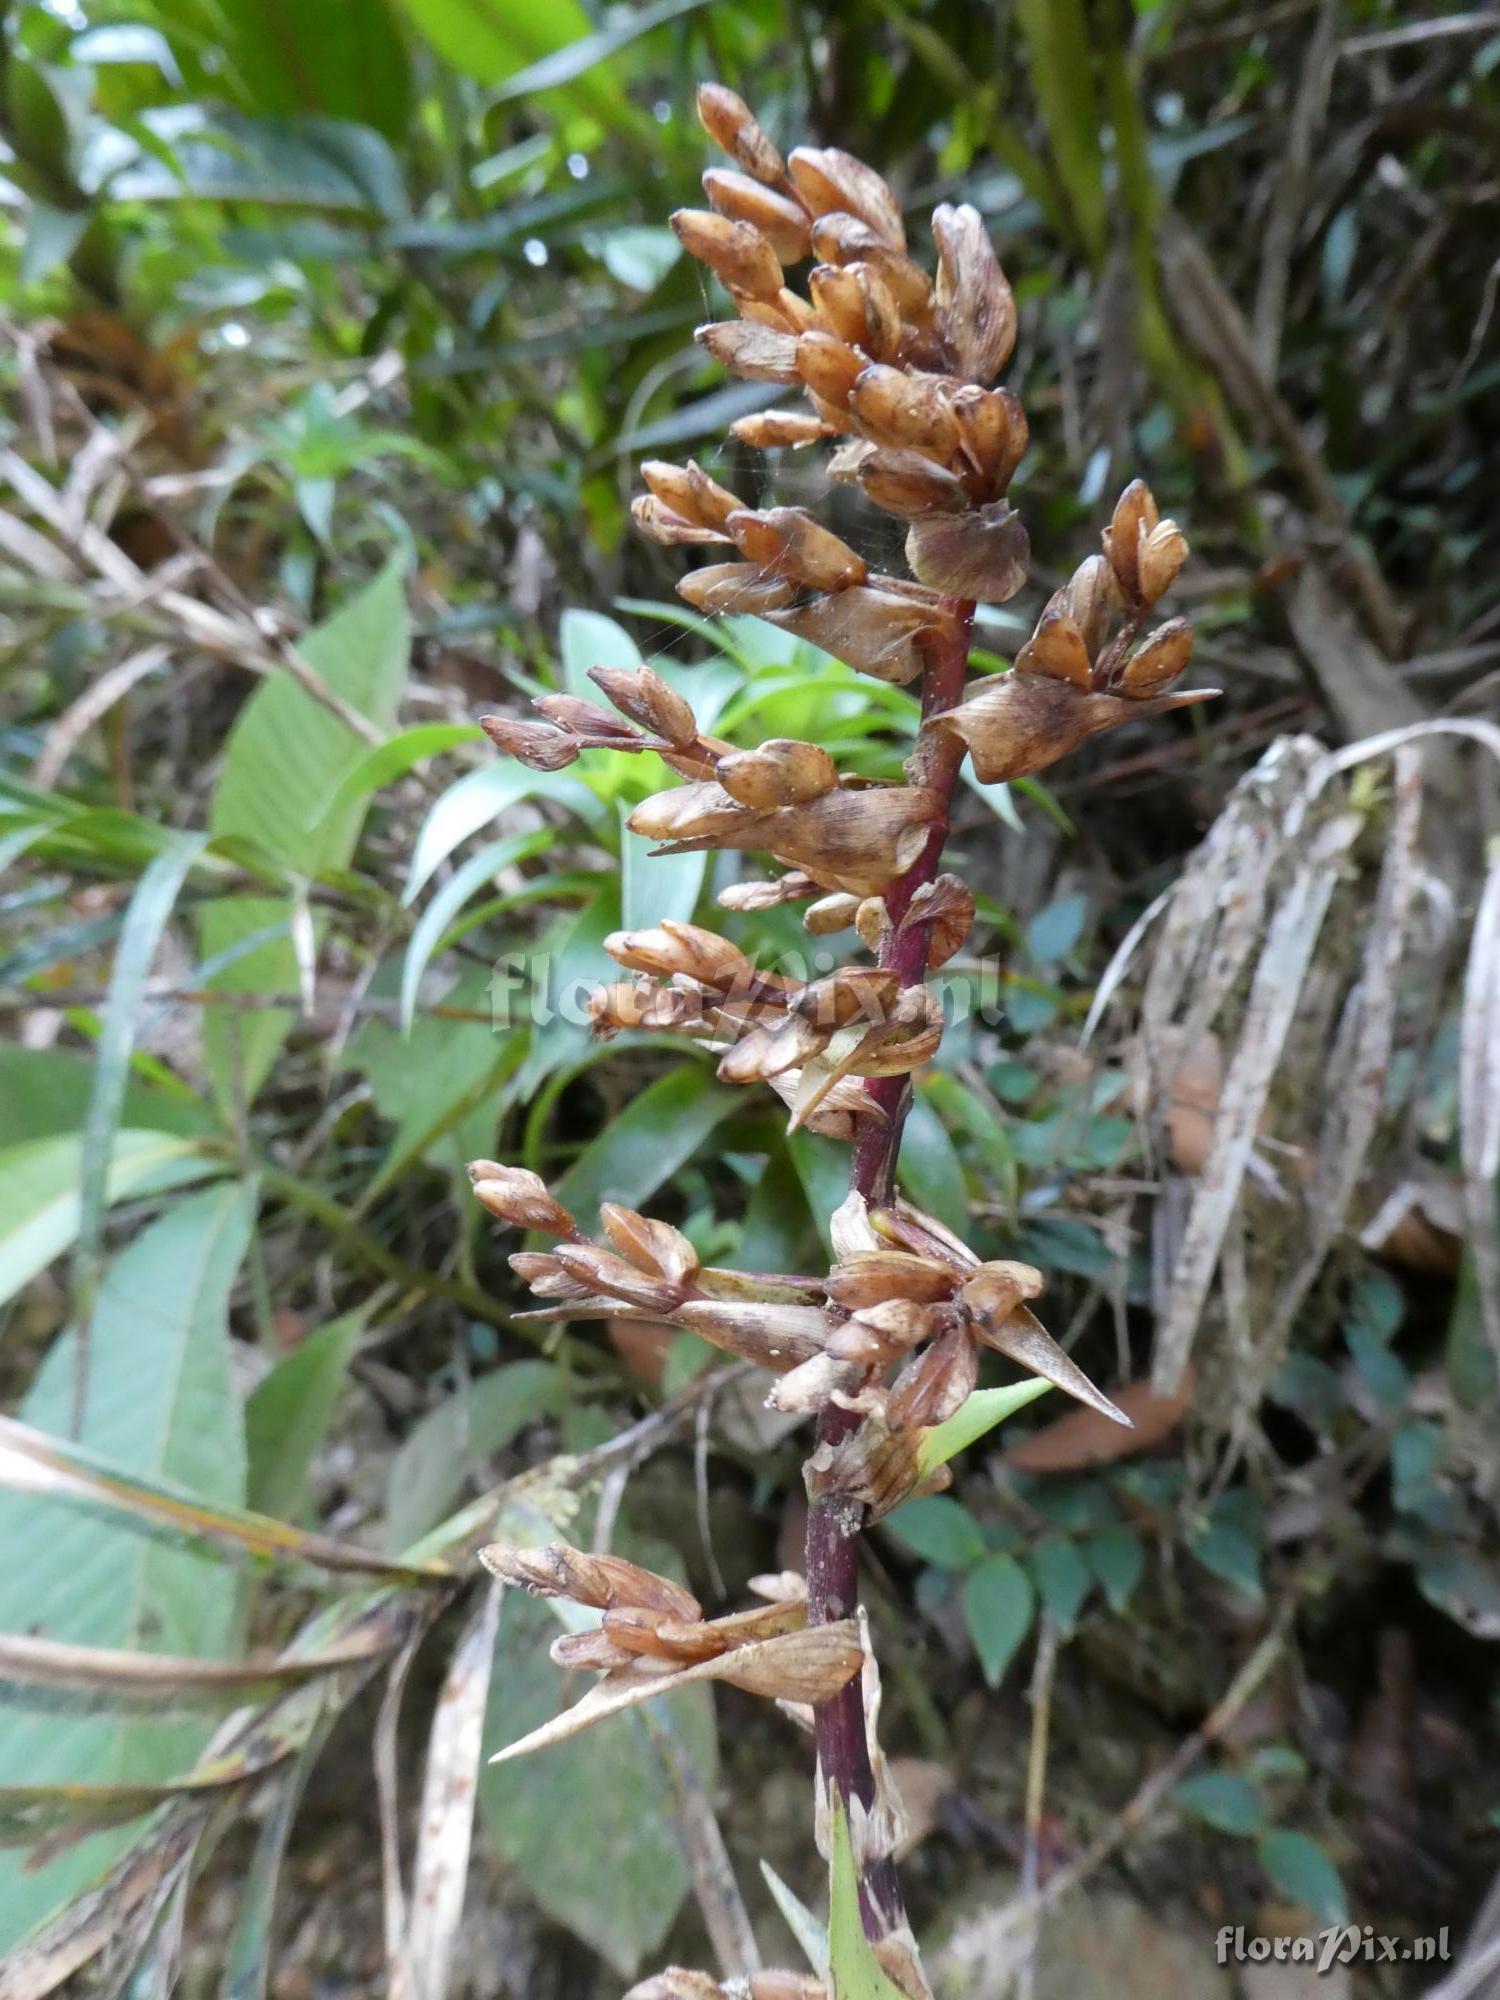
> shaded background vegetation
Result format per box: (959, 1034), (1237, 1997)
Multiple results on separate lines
(1, 0), (1498, 1993)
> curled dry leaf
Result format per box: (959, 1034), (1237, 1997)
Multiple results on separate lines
(1003, 1367), (1196, 1472)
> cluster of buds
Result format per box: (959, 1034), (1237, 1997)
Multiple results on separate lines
(592, 917), (958, 1137)
(930, 479), (1213, 782)
(634, 86), (1034, 687)
(482, 661), (943, 903)
(469, 1166), (1124, 1460)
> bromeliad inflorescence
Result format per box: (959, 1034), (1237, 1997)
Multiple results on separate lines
(472, 83), (1211, 1999)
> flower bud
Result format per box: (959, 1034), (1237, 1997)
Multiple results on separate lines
(676, 561), (800, 616)
(932, 202), (1016, 385)
(848, 364), (960, 457)
(857, 446), (969, 518)
(1014, 606), (1092, 688)
(795, 328), (866, 407)
(730, 409), (831, 449)
(824, 1250), (957, 1309)
(467, 1162), (576, 1236)
(717, 1013), (821, 1084)
(1060, 553), (1119, 656)
(1118, 617), (1194, 697)
(717, 738), (839, 808)
(671, 208), (783, 301)
(509, 1251), (591, 1298)
(695, 320), (802, 383)
(599, 1204), (701, 1287)
(808, 262), (869, 347)
(787, 146), (905, 252)
(702, 168), (812, 263)
(726, 507), (867, 591)
(627, 781), (758, 845)
(587, 663), (699, 747)
(717, 869), (816, 912)
(958, 1259), (1045, 1326)
(765, 1350), (864, 1413)
(848, 262), (903, 362)
(531, 693), (636, 740)
(479, 1541), (702, 1620)
(852, 1296), (936, 1349)
(1103, 479), (1159, 599)
(604, 918), (753, 988)
(1138, 518), (1189, 603)
(631, 494), (728, 546)
(589, 979), (700, 1036)
(479, 715), (578, 770)
(804, 891), (860, 934)
(951, 383), (1027, 495)
(793, 965), (900, 1029)
(886, 1323), (978, 1431)
(552, 1241), (686, 1311)
(675, 1299), (831, 1369)
(931, 671), (1213, 783)
(696, 82), (785, 183)
(640, 459), (742, 534)
(906, 502), (1030, 603)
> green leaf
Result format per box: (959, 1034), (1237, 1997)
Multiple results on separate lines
(897, 1090), (968, 1234)
(385, 1362), (564, 1554)
(1189, 1520), (1264, 1602)
(1015, 0), (1107, 260)
(0, 1046), (212, 1148)
(1025, 891), (1089, 965)
(1085, 1525), (1145, 1614)
(826, 1802), (909, 2000)
(405, 763), (598, 905)
(74, 830), (208, 1322)
(551, 1062), (741, 1233)
(400, 829), (550, 1032)
(1030, 1534), (1092, 1630)
(963, 1554), (1035, 1687)
(111, 110), (408, 217)
(398, 0), (650, 136)
(245, 1311), (367, 1521)
(559, 606), (641, 700)
(208, 0), (413, 141)
(311, 722), (481, 835)
(489, 0), (712, 103)
(1174, 1772), (1265, 1837)
(0, 1130), (223, 1313)
(478, 1579), (713, 1976)
(883, 1495), (986, 1570)
(1255, 1830), (1346, 1925)
(760, 1859), (829, 1977)
(0, 1181), (254, 1952)
(619, 796), (703, 931)
(202, 556), (410, 1104)
(914, 1379), (1052, 1480)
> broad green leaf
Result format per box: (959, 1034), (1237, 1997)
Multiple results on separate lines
(203, 557), (409, 1104)
(883, 1495), (985, 1570)
(75, 830), (208, 1319)
(208, 0), (413, 140)
(1174, 1772), (1265, 1837)
(1086, 1524), (1145, 1613)
(0, 1130), (223, 1312)
(619, 796), (703, 930)
(0, 1046), (212, 1147)
(560, 606), (640, 701)
(245, 1311), (367, 1521)
(405, 763), (598, 904)
(826, 1803), (908, 2000)
(551, 1062), (741, 1232)
(1025, 891), (1089, 966)
(963, 1554), (1034, 1687)
(385, 1361), (564, 1553)
(110, 110), (408, 217)
(1030, 1534), (1092, 1630)
(478, 1580), (713, 1976)
(489, 0), (712, 104)
(0, 1181), (254, 1952)
(312, 722), (481, 836)
(350, 967), (522, 1192)
(1015, 0), (1107, 260)
(398, 0), (649, 136)
(1255, 1830), (1346, 1925)
(1189, 1520), (1264, 1602)
(898, 1090), (968, 1234)
(400, 829), (551, 1032)
(914, 1379), (1051, 1479)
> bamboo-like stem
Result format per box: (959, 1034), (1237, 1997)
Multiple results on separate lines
(805, 598), (976, 1940)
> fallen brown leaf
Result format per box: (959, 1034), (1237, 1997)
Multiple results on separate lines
(1003, 1367), (1195, 1473)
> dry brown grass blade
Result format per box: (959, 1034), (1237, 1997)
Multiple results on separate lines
(390, 1584), (502, 2000)
(1150, 771), (1359, 1392)
(0, 1627), (395, 1704)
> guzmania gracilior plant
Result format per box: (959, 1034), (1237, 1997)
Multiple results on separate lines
(471, 85), (1211, 2000)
